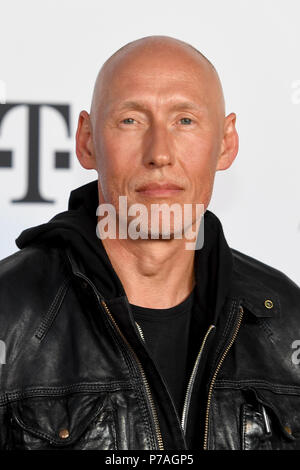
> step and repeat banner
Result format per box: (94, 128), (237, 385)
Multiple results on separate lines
(0, 0), (299, 285)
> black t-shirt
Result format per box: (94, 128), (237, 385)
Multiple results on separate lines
(130, 285), (209, 420)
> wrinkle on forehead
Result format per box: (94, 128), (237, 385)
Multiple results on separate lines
(90, 36), (225, 128)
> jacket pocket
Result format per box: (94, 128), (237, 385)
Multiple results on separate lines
(241, 387), (300, 450)
(8, 392), (118, 450)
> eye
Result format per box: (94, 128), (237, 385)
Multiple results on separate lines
(121, 117), (136, 124)
(180, 117), (193, 125)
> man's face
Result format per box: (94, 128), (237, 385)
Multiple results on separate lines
(79, 45), (237, 237)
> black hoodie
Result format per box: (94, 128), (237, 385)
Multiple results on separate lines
(15, 179), (234, 449)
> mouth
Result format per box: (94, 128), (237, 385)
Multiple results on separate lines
(136, 182), (184, 197)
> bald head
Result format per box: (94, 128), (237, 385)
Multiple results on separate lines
(76, 34), (238, 231)
(90, 35), (225, 127)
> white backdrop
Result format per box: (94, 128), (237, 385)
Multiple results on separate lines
(0, 0), (299, 285)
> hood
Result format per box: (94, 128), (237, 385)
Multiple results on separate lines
(15, 179), (233, 323)
(15, 179), (125, 299)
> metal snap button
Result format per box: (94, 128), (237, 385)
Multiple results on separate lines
(284, 425), (292, 435)
(58, 428), (70, 439)
(264, 299), (273, 309)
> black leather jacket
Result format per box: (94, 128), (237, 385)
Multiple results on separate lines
(0, 184), (299, 450)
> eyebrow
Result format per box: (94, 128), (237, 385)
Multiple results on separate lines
(113, 100), (204, 113)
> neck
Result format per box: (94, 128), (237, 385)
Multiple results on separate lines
(101, 235), (196, 309)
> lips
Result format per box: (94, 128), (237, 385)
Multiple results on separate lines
(135, 182), (184, 198)
(136, 182), (183, 192)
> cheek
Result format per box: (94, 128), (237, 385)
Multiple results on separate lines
(180, 136), (219, 206)
(183, 137), (218, 180)
(97, 129), (138, 172)
(95, 133), (136, 202)
(178, 125), (220, 161)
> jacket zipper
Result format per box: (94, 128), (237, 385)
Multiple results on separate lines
(136, 320), (216, 439)
(101, 300), (164, 450)
(135, 322), (145, 342)
(181, 324), (215, 434)
(203, 304), (244, 450)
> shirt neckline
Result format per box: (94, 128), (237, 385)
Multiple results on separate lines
(130, 286), (196, 321)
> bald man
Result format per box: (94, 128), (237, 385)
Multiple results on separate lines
(0, 36), (299, 451)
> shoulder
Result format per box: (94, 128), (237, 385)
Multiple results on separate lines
(230, 247), (300, 319)
(0, 245), (71, 331)
(0, 244), (69, 291)
(231, 247), (299, 290)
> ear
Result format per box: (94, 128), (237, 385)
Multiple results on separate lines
(75, 110), (97, 170)
(216, 112), (239, 171)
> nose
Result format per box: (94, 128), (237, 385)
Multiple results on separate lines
(142, 121), (174, 168)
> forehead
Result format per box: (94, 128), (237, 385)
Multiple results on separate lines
(104, 67), (212, 114)
(91, 44), (225, 125)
